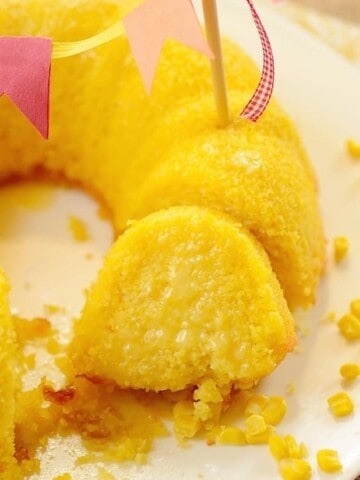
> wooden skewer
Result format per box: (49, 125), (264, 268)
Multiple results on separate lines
(201, 0), (230, 127)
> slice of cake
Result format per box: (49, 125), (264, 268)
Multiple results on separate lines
(70, 206), (295, 392)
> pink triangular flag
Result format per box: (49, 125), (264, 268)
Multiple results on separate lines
(0, 37), (52, 138)
(124, 0), (214, 93)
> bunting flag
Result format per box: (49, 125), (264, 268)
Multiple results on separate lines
(123, 0), (214, 93)
(240, 0), (275, 121)
(0, 37), (52, 138)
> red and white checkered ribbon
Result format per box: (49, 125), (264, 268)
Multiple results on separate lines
(240, 0), (275, 121)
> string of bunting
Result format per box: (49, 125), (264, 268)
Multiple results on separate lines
(0, 0), (275, 139)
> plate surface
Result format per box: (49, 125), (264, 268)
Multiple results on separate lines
(1, 1), (360, 479)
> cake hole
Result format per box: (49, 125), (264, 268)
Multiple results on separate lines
(0, 180), (112, 318)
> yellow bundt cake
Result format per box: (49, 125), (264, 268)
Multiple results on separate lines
(0, 0), (324, 309)
(0, 271), (17, 474)
(0, 0), (325, 471)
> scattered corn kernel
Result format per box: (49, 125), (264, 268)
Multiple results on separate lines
(269, 434), (288, 460)
(334, 236), (349, 263)
(244, 414), (271, 444)
(244, 395), (269, 416)
(262, 396), (287, 426)
(284, 435), (308, 459)
(350, 299), (360, 318)
(218, 426), (246, 446)
(317, 449), (342, 473)
(347, 138), (360, 159)
(327, 392), (354, 417)
(339, 363), (360, 381)
(337, 313), (360, 340)
(68, 215), (89, 242)
(279, 458), (311, 480)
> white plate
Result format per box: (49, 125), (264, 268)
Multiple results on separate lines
(1, 1), (360, 479)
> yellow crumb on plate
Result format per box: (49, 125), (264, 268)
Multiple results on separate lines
(68, 215), (89, 242)
(173, 400), (201, 440)
(337, 313), (360, 340)
(317, 449), (342, 473)
(52, 474), (72, 480)
(286, 382), (296, 396)
(327, 392), (354, 417)
(339, 363), (360, 381)
(46, 337), (62, 355)
(43, 304), (65, 315)
(350, 299), (360, 318)
(97, 467), (116, 480)
(321, 311), (336, 323)
(13, 316), (52, 344)
(333, 236), (349, 263)
(347, 138), (360, 159)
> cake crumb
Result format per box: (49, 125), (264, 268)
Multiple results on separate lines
(44, 304), (65, 315)
(13, 316), (52, 344)
(53, 474), (72, 480)
(321, 311), (336, 323)
(68, 215), (89, 242)
(97, 467), (115, 480)
(347, 138), (360, 159)
(333, 236), (349, 263)
(286, 383), (295, 395)
(24, 353), (36, 370)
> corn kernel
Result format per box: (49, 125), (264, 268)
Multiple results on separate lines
(244, 414), (272, 444)
(284, 435), (307, 459)
(337, 313), (360, 340)
(218, 426), (246, 446)
(262, 396), (287, 426)
(317, 449), (342, 473)
(350, 299), (360, 318)
(279, 458), (311, 480)
(244, 394), (269, 416)
(327, 392), (354, 417)
(269, 434), (288, 460)
(339, 363), (360, 381)
(334, 236), (349, 263)
(347, 139), (360, 159)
